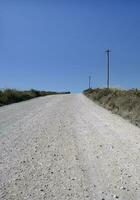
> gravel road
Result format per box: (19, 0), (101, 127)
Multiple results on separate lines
(0, 94), (140, 200)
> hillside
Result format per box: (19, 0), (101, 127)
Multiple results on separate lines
(84, 88), (140, 127)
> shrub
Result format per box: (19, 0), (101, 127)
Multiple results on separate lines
(0, 89), (71, 107)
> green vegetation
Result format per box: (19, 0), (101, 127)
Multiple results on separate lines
(84, 88), (140, 127)
(0, 89), (70, 107)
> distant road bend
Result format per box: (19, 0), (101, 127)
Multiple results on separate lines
(1, 94), (140, 200)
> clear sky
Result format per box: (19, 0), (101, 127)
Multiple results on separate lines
(0, 0), (140, 92)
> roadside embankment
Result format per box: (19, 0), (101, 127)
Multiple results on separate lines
(0, 89), (70, 106)
(84, 88), (140, 127)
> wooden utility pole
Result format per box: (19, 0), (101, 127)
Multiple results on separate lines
(106, 49), (111, 89)
(89, 76), (91, 89)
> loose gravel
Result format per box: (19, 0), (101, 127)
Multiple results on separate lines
(0, 94), (140, 200)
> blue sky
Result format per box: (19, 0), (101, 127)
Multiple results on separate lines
(0, 0), (140, 92)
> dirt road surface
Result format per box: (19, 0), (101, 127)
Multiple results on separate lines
(0, 94), (140, 200)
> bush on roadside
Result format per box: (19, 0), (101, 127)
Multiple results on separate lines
(0, 89), (71, 107)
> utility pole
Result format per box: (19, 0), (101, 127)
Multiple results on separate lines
(89, 75), (91, 89)
(106, 49), (111, 89)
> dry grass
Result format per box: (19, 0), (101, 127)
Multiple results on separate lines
(84, 88), (140, 127)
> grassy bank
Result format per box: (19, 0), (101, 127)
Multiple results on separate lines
(0, 89), (70, 107)
(84, 88), (140, 127)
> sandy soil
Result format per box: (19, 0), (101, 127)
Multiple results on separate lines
(0, 94), (140, 200)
